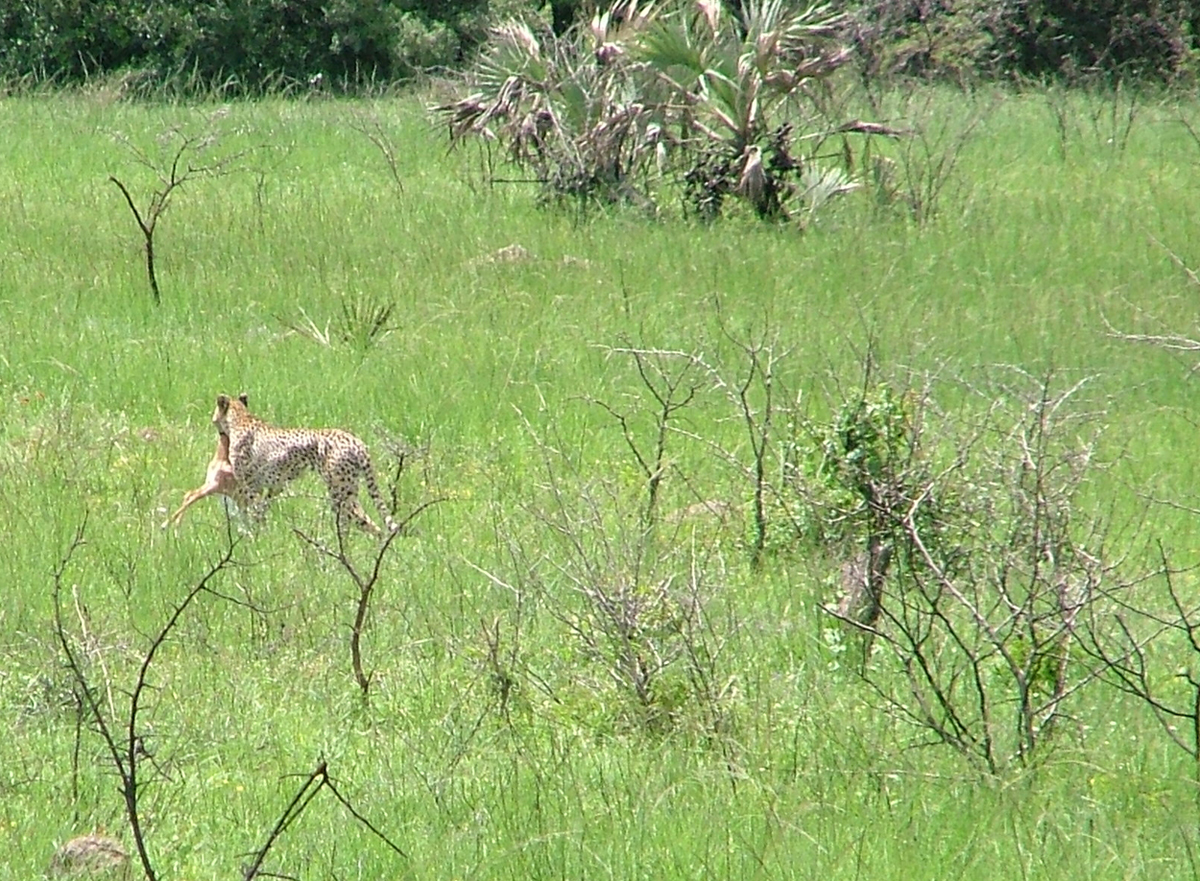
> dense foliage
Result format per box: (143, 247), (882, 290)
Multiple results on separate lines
(848, 0), (1200, 83)
(436, 0), (864, 220)
(0, 0), (500, 91)
(2, 0), (1198, 90)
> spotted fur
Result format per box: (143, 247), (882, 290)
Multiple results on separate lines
(211, 393), (398, 536)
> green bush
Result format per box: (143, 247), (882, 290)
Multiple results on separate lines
(845, 0), (1200, 83)
(175, 0), (404, 86)
(991, 0), (1197, 82)
(0, 0), (496, 92)
(0, 0), (146, 82)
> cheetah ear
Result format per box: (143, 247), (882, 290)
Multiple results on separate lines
(238, 393), (249, 406)
(216, 394), (230, 411)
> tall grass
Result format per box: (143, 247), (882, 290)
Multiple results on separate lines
(2, 85), (1200, 878)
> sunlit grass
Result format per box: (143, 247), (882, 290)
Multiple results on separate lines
(2, 85), (1200, 878)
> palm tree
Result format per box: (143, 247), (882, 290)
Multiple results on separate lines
(436, 0), (877, 221)
(632, 0), (857, 218)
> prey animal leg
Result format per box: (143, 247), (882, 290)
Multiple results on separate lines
(167, 432), (240, 527)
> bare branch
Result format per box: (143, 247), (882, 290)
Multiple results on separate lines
(349, 109), (406, 192)
(109, 112), (256, 304)
(54, 517), (239, 881)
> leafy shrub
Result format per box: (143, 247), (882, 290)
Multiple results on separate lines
(990, 0), (1197, 82)
(0, 0), (490, 92)
(390, 11), (460, 75)
(790, 369), (1172, 774)
(175, 0), (405, 87)
(845, 0), (1200, 84)
(0, 0), (146, 82)
(845, 0), (1003, 82)
(785, 375), (947, 538)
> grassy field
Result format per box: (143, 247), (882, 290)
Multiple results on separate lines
(3, 82), (1200, 878)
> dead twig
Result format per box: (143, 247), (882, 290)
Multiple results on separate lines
(294, 494), (447, 698)
(109, 112), (254, 304)
(53, 515), (239, 881)
(349, 109), (406, 193)
(241, 759), (407, 880)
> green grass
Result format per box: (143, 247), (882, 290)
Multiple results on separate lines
(3, 85), (1200, 878)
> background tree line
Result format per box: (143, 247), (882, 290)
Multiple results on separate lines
(1, 0), (1196, 93)
(0, 0), (507, 91)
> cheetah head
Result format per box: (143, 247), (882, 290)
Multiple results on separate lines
(212, 393), (250, 433)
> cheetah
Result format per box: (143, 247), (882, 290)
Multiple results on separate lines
(167, 429), (246, 527)
(211, 393), (399, 536)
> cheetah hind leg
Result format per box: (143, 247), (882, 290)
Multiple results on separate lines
(361, 455), (400, 535)
(321, 450), (398, 538)
(334, 494), (384, 538)
(319, 460), (384, 537)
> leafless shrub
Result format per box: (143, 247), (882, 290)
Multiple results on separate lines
(870, 86), (991, 223)
(602, 320), (790, 565)
(710, 317), (790, 564)
(1076, 545), (1200, 770)
(1175, 101), (1200, 159)
(590, 342), (703, 525)
(1092, 275), (1200, 787)
(477, 615), (520, 722)
(53, 519), (407, 879)
(348, 107), (406, 193)
(1086, 79), (1142, 154)
(53, 517), (240, 881)
(1103, 235), (1200, 374)
(293, 448), (445, 699)
(1039, 78), (1142, 161)
(478, 411), (734, 738)
(1041, 82), (1076, 162)
(109, 109), (253, 304)
(241, 759), (405, 880)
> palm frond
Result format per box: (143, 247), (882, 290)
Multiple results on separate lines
(799, 165), (859, 213)
(477, 21), (548, 90)
(433, 0), (876, 223)
(696, 0), (721, 34)
(697, 69), (744, 135)
(637, 17), (706, 74)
